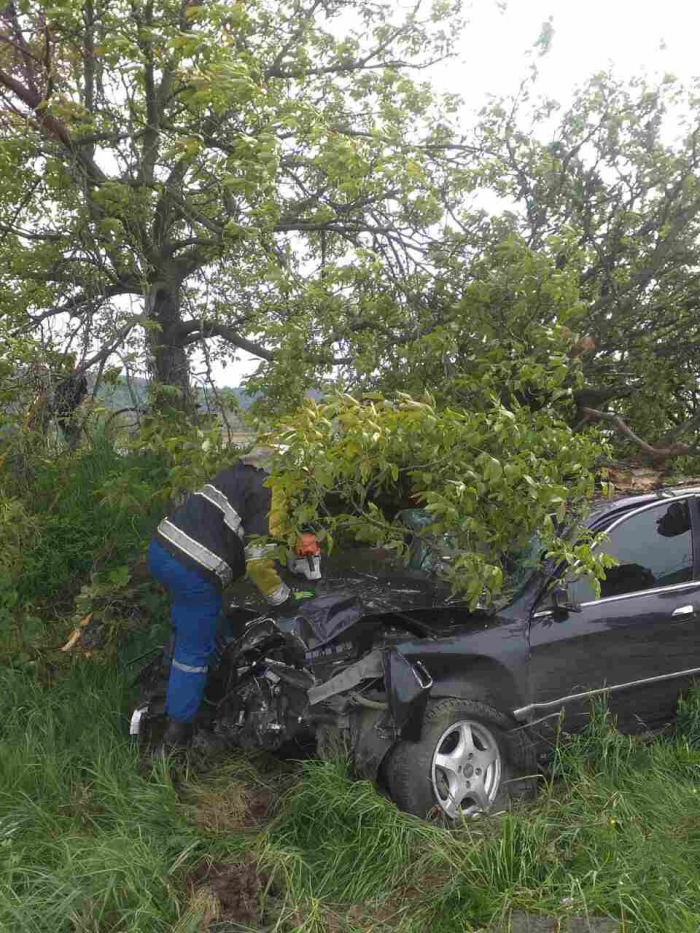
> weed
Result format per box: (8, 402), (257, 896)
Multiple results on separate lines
(675, 683), (700, 749)
(18, 433), (166, 608)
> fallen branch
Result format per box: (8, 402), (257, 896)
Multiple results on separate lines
(581, 408), (700, 462)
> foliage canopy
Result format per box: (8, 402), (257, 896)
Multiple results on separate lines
(2, 5), (700, 605)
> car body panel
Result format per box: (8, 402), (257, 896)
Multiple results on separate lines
(388, 488), (700, 750)
(397, 617), (530, 711)
(521, 493), (700, 734)
(216, 485), (700, 776)
(526, 579), (700, 734)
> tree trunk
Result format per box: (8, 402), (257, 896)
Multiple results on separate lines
(146, 281), (193, 413)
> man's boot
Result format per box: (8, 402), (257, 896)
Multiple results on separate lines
(151, 717), (194, 760)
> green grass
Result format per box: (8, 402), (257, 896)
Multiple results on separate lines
(259, 713), (700, 932)
(2, 652), (700, 932)
(0, 661), (228, 933)
(4, 425), (700, 930)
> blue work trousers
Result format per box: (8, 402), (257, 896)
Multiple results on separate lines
(147, 540), (223, 723)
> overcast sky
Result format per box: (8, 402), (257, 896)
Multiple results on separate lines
(450, 0), (699, 105)
(215, 0), (700, 387)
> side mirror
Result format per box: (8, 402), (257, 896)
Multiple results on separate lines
(551, 584), (582, 615)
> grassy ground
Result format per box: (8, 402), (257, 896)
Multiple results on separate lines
(1, 653), (700, 933)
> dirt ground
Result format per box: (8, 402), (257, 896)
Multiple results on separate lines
(498, 912), (619, 932)
(186, 858), (270, 928)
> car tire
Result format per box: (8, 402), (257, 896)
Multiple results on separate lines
(384, 698), (537, 820)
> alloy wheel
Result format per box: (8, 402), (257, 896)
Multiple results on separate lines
(430, 718), (502, 818)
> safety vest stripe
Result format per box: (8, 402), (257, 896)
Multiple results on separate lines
(196, 484), (245, 538)
(157, 518), (233, 586)
(172, 659), (209, 674)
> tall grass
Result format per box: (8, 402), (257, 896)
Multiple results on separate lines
(262, 759), (447, 903)
(0, 662), (207, 933)
(259, 701), (700, 932)
(1, 566), (699, 933)
(18, 434), (167, 607)
(3, 655), (700, 932)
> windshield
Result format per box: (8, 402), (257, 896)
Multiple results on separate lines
(397, 510), (547, 607)
(500, 534), (545, 600)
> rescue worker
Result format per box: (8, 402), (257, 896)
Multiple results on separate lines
(147, 445), (321, 752)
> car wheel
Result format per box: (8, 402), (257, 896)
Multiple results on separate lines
(384, 698), (537, 820)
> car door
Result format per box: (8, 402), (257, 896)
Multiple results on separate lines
(525, 496), (700, 734)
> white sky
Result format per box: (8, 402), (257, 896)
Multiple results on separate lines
(450, 0), (699, 104)
(213, 0), (700, 387)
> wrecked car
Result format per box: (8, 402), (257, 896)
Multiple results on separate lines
(132, 486), (700, 820)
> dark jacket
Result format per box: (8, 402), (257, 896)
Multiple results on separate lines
(153, 461), (275, 591)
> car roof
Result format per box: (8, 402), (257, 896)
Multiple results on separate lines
(586, 483), (700, 527)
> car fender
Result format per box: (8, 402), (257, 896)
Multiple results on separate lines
(350, 653), (525, 781)
(429, 658), (523, 711)
(396, 621), (529, 726)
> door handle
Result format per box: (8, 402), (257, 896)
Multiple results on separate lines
(672, 604), (695, 618)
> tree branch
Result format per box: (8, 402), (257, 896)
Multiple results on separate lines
(581, 408), (700, 461)
(13, 283), (137, 335)
(178, 319), (274, 361)
(0, 68), (106, 183)
(73, 316), (147, 378)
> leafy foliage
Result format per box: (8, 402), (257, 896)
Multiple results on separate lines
(14, 435), (163, 605)
(130, 409), (243, 504)
(465, 73), (700, 462)
(264, 391), (611, 605)
(1, 3), (699, 465)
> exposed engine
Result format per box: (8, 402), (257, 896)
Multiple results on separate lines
(214, 657), (315, 751)
(133, 590), (436, 779)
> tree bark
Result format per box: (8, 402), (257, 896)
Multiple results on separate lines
(145, 281), (193, 413)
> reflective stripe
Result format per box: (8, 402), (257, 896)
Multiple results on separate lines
(129, 705), (148, 735)
(172, 659), (209, 674)
(157, 518), (233, 586)
(196, 484), (245, 537)
(245, 543), (278, 561)
(266, 582), (291, 606)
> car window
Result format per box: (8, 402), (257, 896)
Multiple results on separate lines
(504, 534), (545, 590)
(570, 499), (694, 604)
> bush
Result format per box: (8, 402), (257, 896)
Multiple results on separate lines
(0, 415), (244, 661)
(15, 434), (167, 608)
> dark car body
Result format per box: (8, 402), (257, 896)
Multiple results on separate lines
(378, 486), (700, 757)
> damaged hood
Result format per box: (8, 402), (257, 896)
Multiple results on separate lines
(318, 547), (456, 612)
(231, 545), (498, 638)
(231, 544), (459, 613)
